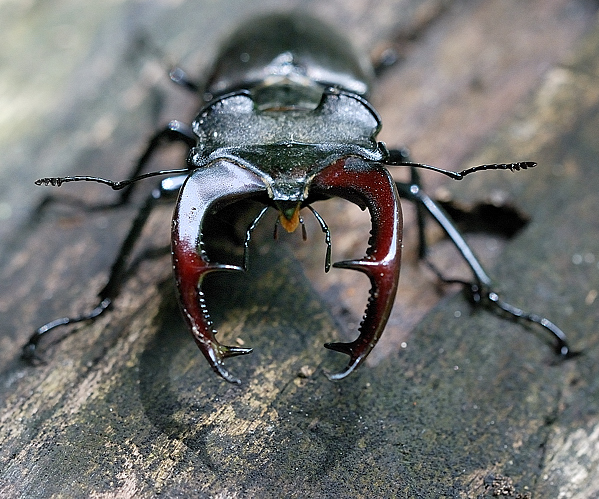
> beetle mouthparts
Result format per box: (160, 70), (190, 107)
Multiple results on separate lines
(278, 203), (301, 233)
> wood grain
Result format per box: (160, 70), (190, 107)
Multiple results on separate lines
(1, 0), (598, 497)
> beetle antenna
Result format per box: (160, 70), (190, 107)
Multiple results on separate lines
(243, 206), (269, 271)
(307, 205), (332, 273)
(385, 150), (536, 180)
(389, 160), (537, 180)
(35, 168), (191, 190)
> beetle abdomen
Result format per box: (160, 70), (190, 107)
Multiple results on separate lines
(205, 13), (374, 101)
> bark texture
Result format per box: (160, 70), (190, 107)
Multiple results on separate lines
(1, 0), (598, 497)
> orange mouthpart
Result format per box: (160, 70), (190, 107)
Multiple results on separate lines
(278, 205), (301, 233)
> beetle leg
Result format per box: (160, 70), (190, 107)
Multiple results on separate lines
(172, 162), (267, 383)
(117, 120), (196, 204)
(311, 158), (402, 380)
(23, 177), (182, 362)
(395, 167), (572, 357)
(307, 205), (332, 273)
(243, 206), (270, 271)
(169, 67), (201, 93)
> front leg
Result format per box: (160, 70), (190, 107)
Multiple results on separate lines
(23, 176), (182, 361)
(119, 121), (196, 204)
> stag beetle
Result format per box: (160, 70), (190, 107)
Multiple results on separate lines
(24, 13), (571, 383)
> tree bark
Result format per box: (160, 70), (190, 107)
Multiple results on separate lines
(1, 0), (598, 497)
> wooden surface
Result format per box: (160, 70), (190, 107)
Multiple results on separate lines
(1, 0), (598, 497)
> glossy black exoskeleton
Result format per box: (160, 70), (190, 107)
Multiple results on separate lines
(24, 13), (571, 383)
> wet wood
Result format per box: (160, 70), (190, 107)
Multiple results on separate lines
(1, 0), (598, 497)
